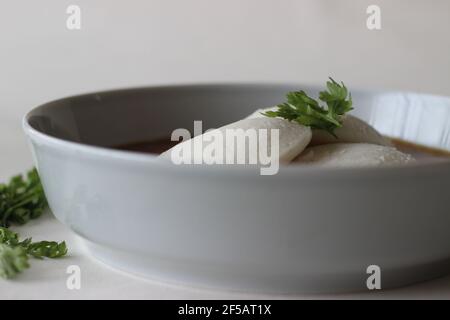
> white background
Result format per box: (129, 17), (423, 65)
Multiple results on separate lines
(1, 0), (450, 299)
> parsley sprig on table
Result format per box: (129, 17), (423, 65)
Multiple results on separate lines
(0, 168), (47, 227)
(0, 169), (67, 279)
(263, 78), (353, 137)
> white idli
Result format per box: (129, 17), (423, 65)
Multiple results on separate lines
(295, 143), (415, 167)
(160, 117), (312, 164)
(247, 108), (391, 147)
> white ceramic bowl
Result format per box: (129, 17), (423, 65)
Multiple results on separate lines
(23, 84), (450, 293)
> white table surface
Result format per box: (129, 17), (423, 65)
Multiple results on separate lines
(1, 0), (450, 299)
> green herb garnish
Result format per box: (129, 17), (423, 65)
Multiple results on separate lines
(263, 78), (353, 137)
(0, 244), (29, 279)
(0, 168), (48, 227)
(0, 169), (68, 279)
(0, 227), (67, 278)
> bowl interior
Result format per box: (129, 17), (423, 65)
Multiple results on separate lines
(26, 84), (450, 152)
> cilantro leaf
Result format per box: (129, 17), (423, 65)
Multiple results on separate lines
(0, 244), (29, 279)
(24, 241), (68, 259)
(0, 227), (20, 246)
(0, 226), (67, 278)
(263, 78), (353, 136)
(0, 168), (48, 227)
(0, 169), (68, 279)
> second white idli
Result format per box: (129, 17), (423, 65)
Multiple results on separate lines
(247, 108), (392, 147)
(295, 143), (415, 167)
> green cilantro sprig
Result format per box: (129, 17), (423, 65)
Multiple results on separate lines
(0, 227), (67, 278)
(263, 78), (353, 137)
(0, 169), (68, 279)
(0, 244), (29, 279)
(0, 168), (48, 227)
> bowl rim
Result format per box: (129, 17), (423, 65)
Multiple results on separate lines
(23, 82), (450, 180)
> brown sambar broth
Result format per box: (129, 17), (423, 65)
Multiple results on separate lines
(114, 137), (450, 162)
